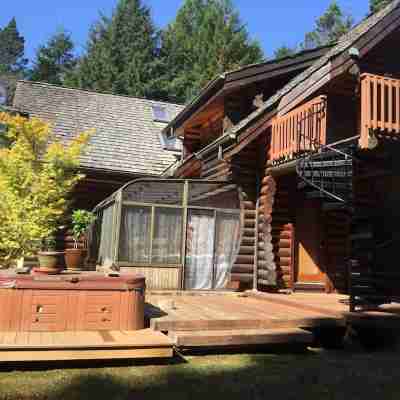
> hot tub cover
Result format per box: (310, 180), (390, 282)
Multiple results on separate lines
(0, 272), (145, 291)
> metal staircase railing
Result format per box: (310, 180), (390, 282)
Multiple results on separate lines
(292, 105), (391, 311)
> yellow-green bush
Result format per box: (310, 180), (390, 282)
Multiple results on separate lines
(0, 112), (90, 267)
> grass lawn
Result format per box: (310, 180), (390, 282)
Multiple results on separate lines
(0, 346), (399, 400)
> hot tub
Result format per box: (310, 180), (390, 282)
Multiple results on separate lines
(0, 273), (145, 332)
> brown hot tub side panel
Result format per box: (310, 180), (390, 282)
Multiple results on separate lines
(0, 274), (145, 332)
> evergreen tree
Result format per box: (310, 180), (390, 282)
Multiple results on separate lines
(303, 1), (353, 49)
(160, 0), (264, 103)
(30, 30), (77, 85)
(274, 46), (297, 60)
(0, 18), (27, 104)
(370, 0), (392, 13)
(0, 18), (27, 73)
(72, 0), (162, 99)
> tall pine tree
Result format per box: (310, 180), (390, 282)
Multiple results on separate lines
(303, 1), (353, 49)
(370, 0), (392, 13)
(0, 18), (27, 104)
(72, 0), (161, 99)
(0, 18), (27, 73)
(160, 0), (264, 103)
(30, 30), (77, 85)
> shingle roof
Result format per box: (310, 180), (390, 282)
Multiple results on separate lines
(230, 0), (400, 136)
(13, 81), (184, 176)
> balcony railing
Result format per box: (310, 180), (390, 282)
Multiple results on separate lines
(360, 73), (400, 148)
(270, 96), (327, 163)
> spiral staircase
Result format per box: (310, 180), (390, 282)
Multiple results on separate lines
(296, 137), (391, 312)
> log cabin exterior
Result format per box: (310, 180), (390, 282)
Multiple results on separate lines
(12, 81), (184, 250)
(163, 0), (400, 310)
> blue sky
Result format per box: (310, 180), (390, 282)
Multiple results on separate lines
(1, 0), (369, 61)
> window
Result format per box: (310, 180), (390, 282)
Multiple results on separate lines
(119, 206), (152, 263)
(152, 208), (183, 264)
(97, 204), (116, 264)
(118, 205), (183, 265)
(152, 105), (170, 123)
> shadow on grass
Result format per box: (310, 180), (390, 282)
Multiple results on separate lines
(1, 329), (400, 400)
(24, 346), (400, 400)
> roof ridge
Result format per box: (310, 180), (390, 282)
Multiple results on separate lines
(16, 80), (184, 108)
(230, 0), (400, 136)
(224, 44), (335, 76)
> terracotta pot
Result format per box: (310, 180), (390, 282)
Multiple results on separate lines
(37, 251), (64, 274)
(65, 248), (87, 271)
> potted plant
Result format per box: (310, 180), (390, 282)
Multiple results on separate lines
(37, 237), (64, 274)
(65, 210), (96, 271)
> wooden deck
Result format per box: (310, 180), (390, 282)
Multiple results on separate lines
(146, 291), (400, 347)
(0, 329), (173, 362)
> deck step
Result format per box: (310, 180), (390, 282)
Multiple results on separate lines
(168, 328), (314, 347)
(0, 329), (174, 362)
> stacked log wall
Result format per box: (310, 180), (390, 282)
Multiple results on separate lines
(257, 175), (277, 288)
(270, 176), (296, 289)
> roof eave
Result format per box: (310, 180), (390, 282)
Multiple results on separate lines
(162, 75), (226, 136)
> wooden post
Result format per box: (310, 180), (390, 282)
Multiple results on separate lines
(253, 196), (260, 291)
(180, 180), (189, 290)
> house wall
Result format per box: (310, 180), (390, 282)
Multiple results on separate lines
(267, 175), (296, 289)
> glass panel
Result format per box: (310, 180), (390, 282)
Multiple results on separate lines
(88, 209), (103, 263)
(189, 183), (240, 209)
(98, 204), (115, 264)
(119, 206), (151, 263)
(123, 181), (184, 205)
(214, 211), (241, 289)
(152, 208), (183, 264)
(185, 209), (215, 290)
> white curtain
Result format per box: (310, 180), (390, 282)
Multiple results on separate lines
(119, 206), (151, 263)
(185, 210), (215, 290)
(152, 208), (183, 264)
(214, 212), (241, 289)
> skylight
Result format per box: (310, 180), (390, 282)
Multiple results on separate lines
(152, 105), (170, 123)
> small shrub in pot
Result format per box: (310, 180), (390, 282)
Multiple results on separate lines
(37, 237), (64, 274)
(65, 210), (96, 271)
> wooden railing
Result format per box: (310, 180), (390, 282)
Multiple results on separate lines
(360, 73), (400, 148)
(270, 96), (327, 162)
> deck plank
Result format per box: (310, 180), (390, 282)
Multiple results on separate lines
(0, 329), (173, 362)
(147, 293), (344, 332)
(169, 328), (314, 347)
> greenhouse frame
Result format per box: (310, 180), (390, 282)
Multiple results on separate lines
(90, 179), (243, 290)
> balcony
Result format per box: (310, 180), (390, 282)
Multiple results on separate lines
(360, 73), (400, 148)
(270, 96), (327, 163)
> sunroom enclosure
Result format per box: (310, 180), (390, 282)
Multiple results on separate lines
(90, 179), (242, 290)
